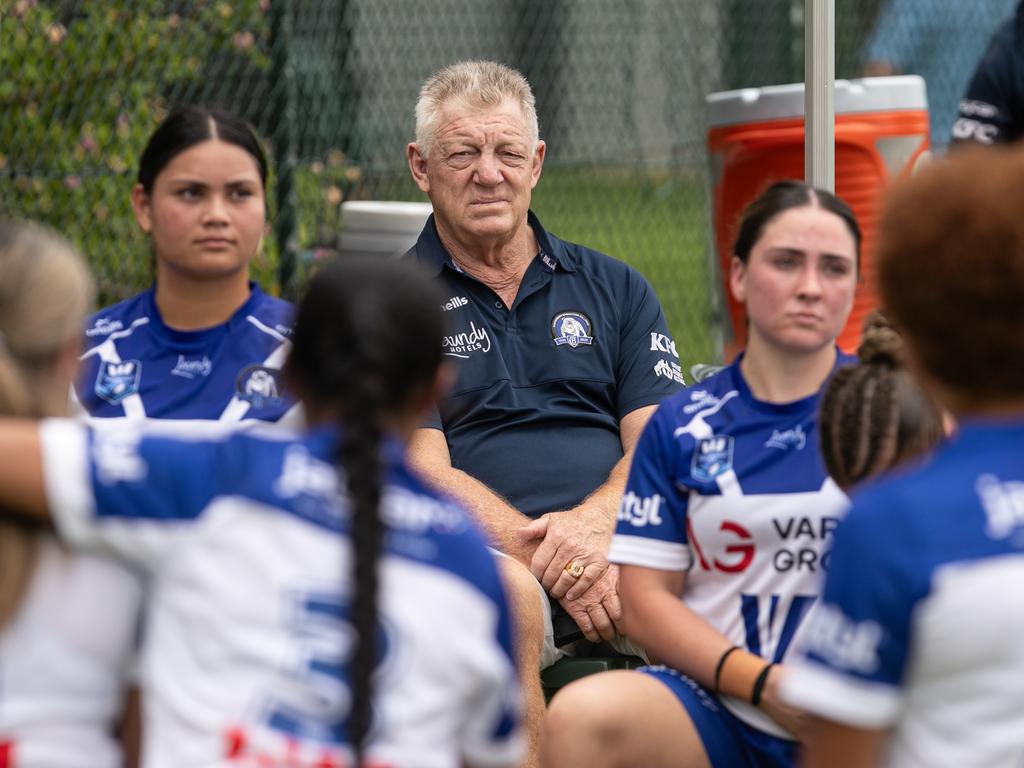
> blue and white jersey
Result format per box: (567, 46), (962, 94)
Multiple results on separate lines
(783, 420), (1024, 767)
(608, 357), (850, 738)
(74, 285), (296, 425)
(38, 420), (521, 768)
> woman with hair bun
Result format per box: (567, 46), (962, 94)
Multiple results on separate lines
(0, 220), (142, 767)
(818, 310), (946, 492)
(543, 180), (860, 768)
(783, 146), (1024, 767)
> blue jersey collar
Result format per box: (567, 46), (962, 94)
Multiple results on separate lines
(143, 281), (265, 347)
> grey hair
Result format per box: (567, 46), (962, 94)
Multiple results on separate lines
(414, 60), (539, 157)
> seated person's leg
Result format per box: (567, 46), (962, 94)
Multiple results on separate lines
(542, 669), (713, 768)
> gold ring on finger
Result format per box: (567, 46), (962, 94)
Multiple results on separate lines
(564, 560), (585, 579)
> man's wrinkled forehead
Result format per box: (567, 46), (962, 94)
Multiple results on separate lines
(433, 97), (535, 142)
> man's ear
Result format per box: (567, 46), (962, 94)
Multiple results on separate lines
(407, 143), (430, 194)
(529, 140), (546, 190)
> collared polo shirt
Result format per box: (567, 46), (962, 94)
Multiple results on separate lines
(405, 211), (684, 518)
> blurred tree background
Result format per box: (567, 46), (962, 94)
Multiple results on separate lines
(1, 0), (1010, 368)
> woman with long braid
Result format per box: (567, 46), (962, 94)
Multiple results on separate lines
(543, 181), (860, 768)
(784, 146), (1024, 767)
(0, 221), (142, 767)
(817, 310), (946, 492)
(0, 256), (521, 767)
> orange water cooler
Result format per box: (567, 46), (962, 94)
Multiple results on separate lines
(706, 76), (929, 357)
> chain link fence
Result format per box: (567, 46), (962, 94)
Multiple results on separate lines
(1, 0), (1015, 370)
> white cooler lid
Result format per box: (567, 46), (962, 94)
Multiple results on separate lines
(340, 200), (433, 234)
(706, 75), (927, 128)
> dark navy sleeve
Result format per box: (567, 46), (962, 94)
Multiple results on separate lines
(953, 18), (1024, 145)
(608, 400), (692, 571)
(615, 267), (685, 418)
(41, 419), (232, 571)
(420, 401), (443, 432)
(780, 491), (915, 727)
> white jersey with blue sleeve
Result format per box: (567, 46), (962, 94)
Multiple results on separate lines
(0, 537), (142, 768)
(74, 285), (296, 425)
(782, 421), (1024, 767)
(608, 359), (850, 738)
(38, 420), (521, 768)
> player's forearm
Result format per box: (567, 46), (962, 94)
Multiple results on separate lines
(620, 572), (769, 702)
(620, 585), (730, 686)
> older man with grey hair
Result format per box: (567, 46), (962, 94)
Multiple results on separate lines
(404, 60), (684, 764)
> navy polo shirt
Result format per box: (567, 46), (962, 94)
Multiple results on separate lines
(405, 211), (684, 518)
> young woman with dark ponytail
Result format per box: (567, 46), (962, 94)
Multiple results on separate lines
(543, 180), (861, 768)
(0, 220), (142, 767)
(74, 105), (297, 427)
(0, 257), (522, 767)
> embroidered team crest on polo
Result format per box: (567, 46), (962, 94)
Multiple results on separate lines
(95, 360), (142, 404)
(235, 364), (283, 409)
(551, 311), (594, 348)
(692, 435), (734, 483)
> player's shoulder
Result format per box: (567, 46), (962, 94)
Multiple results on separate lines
(82, 291), (153, 347)
(247, 286), (295, 321)
(387, 461), (506, 606)
(241, 287), (296, 337)
(653, 363), (742, 427)
(839, 448), (954, 561)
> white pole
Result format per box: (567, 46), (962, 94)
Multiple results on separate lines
(805, 0), (835, 191)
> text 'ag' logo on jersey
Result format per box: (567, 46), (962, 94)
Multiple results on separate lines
(95, 360), (142, 404)
(692, 435), (734, 482)
(551, 311), (593, 348)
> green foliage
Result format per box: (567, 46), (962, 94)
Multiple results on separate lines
(0, 0), (274, 303)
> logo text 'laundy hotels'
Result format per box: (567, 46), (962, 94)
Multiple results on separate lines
(443, 322), (492, 358)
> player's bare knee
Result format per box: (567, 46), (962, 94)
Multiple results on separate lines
(546, 675), (624, 743)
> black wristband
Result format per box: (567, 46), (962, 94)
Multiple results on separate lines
(750, 662), (774, 706)
(713, 645), (741, 694)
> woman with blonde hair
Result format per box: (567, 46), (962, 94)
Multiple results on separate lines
(0, 220), (141, 767)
